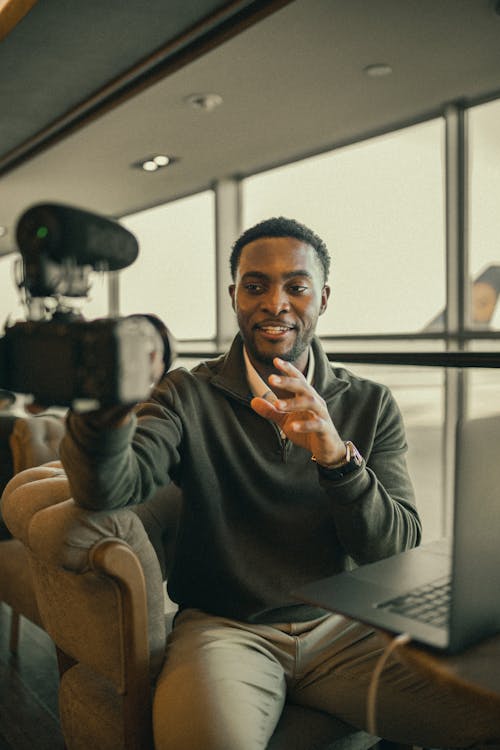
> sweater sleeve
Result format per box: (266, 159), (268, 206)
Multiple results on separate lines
(60, 399), (183, 511)
(318, 387), (421, 565)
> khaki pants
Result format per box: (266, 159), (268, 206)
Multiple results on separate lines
(152, 608), (500, 750)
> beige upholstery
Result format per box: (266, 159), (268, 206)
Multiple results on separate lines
(0, 414), (65, 651)
(1, 464), (379, 750)
(10, 413), (66, 473)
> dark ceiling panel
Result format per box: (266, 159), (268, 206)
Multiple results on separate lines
(1, 0), (500, 257)
(0, 0), (242, 156)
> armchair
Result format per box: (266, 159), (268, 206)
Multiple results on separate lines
(1, 463), (379, 750)
(0, 413), (65, 651)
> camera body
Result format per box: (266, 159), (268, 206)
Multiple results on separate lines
(0, 316), (165, 408)
(1, 203), (173, 409)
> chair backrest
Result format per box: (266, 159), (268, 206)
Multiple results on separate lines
(0, 415), (18, 538)
(0, 415), (17, 494)
(1, 413), (66, 539)
(9, 414), (66, 473)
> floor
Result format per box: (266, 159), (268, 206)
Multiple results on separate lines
(0, 604), (65, 750)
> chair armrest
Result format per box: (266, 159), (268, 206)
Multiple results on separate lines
(90, 538), (153, 737)
(1, 462), (69, 543)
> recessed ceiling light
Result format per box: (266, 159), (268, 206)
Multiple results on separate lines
(185, 93), (223, 111)
(131, 154), (177, 172)
(363, 63), (392, 78)
(153, 154), (170, 167)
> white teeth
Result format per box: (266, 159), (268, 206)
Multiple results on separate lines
(261, 326), (289, 332)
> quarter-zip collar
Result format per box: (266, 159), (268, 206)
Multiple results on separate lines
(210, 334), (350, 404)
(243, 344), (315, 402)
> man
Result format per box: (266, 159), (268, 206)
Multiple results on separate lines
(61, 217), (498, 749)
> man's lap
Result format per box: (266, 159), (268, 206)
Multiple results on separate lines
(152, 608), (500, 750)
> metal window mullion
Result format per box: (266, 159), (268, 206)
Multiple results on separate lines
(442, 104), (469, 538)
(108, 271), (119, 317)
(444, 104), (468, 342)
(214, 179), (241, 348)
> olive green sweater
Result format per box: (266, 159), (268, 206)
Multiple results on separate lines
(61, 335), (421, 623)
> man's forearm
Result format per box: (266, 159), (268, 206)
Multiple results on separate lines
(321, 450), (421, 565)
(60, 410), (139, 510)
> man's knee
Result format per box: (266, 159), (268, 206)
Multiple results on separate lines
(152, 620), (287, 750)
(153, 657), (285, 750)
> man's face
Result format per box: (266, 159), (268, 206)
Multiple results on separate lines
(229, 236), (330, 372)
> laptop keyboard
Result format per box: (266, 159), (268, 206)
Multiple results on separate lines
(377, 575), (451, 628)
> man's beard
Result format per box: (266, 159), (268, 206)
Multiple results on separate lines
(244, 331), (311, 367)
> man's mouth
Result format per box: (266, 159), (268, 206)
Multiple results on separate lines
(255, 323), (294, 339)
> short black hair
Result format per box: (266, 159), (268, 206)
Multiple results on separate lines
(230, 216), (331, 283)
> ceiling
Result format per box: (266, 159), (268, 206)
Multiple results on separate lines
(1, 0), (500, 256)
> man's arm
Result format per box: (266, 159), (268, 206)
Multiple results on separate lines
(60, 341), (181, 510)
(60, 398), (182, 511)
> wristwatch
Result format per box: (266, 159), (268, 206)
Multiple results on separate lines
(312, 440), (363, 478)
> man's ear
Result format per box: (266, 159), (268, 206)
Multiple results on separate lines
(228, 284), (236, 311)
(319, 284), (331, 315)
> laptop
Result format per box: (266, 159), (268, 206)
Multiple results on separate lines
(294, 414), (500, 653)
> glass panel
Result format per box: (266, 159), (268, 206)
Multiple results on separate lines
(321, 338), (446, 352)
(467, 368), (500, 420)
(469, 339), (500, 352)
(469, 98), (500, 330)
(82, 271), (109, 319)
(0, 253), (25, 327)
(331, 362), (445, 543)
(119, 191), (216, 340)
(242, 119), (446, 336)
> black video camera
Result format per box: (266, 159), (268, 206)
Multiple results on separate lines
(0, 203), (174, 409)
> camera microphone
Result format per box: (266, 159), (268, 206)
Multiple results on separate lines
(16, 203), (138, 271)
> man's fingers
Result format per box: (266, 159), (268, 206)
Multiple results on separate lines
(250, 397), (282, 420)
(272, 357), (307, 380)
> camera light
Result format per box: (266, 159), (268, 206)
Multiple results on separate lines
(36, 226), (49, 239)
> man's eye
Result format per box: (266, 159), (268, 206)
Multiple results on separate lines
(289, 285), (308, 294)
(244, 283), (263, 293)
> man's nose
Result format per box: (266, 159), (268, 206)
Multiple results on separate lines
(261, 287), (290, 314)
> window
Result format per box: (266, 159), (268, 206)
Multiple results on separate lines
(337, 363), (445, 542)
(82, 271), (110, 320)
(0, 254), (25, 328)
(243, 119), (446, 336)
(120, 191), (216, 340)
(469, 98), (500, 330)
